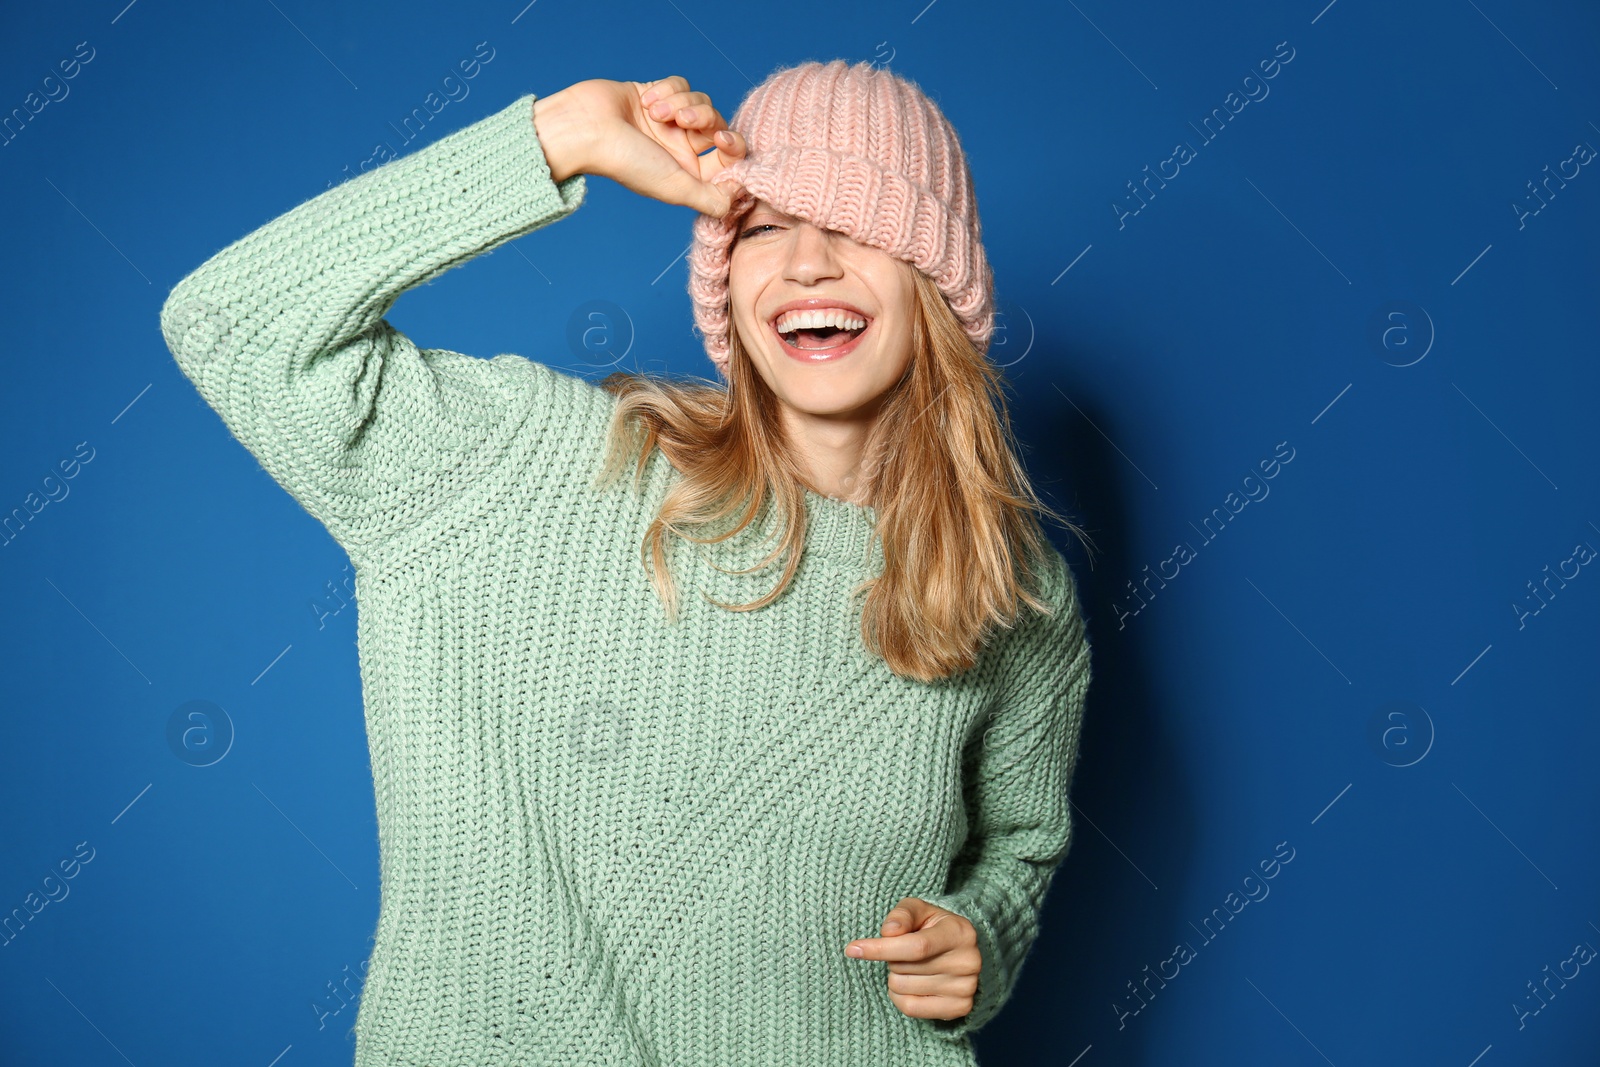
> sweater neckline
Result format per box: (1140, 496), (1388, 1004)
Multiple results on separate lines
(800, 487), (882, 573)
(802, 486), (874, 514)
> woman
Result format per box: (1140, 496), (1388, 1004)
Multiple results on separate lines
(161, 58), (1093, 1066)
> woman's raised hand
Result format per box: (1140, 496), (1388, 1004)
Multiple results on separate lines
(531, 76), (748, 218)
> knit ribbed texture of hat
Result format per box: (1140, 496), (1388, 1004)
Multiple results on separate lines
(687, 59), (994, 377)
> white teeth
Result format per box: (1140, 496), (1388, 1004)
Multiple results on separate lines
(773, 308), (867, 334)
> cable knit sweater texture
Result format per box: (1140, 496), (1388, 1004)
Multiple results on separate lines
(159, 90), (1092, 1066)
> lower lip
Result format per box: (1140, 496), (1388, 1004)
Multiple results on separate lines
(770, 320), (871, 362)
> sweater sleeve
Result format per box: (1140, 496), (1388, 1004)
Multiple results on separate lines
(920, 555), (1093, 1040)
(158, 91), (589, 554)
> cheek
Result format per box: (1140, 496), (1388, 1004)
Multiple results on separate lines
(724, 289), (755, 334)
(726, 263), (767, 328)
(876, 320), (916, 372)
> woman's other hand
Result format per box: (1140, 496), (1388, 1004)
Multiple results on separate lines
(845, 897), (982, 1021)
(531, 75), (748, 217)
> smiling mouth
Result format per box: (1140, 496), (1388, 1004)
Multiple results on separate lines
(774, 322), (869, 351)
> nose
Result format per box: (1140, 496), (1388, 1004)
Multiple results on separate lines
(782, 222), (845, 285)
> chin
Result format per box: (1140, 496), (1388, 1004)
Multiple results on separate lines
(745, 329), (902, 413)
(777, 376), (891, 417)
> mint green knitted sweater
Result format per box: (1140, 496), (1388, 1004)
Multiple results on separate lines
(160, 91), (1092, 1066)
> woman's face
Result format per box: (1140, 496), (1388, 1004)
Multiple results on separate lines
(727, 199), (916, 421)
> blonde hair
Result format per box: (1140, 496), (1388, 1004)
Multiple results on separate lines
(594, 267), (1095, 683)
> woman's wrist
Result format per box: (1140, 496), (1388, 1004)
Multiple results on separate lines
(531, 90), (588, 184)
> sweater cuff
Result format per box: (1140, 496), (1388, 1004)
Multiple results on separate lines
(449, 90), (589, 236)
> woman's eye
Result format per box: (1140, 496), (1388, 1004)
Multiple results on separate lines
(740, 224), (777, 238)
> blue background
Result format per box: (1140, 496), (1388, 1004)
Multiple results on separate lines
(3, 1), (1597, 1064)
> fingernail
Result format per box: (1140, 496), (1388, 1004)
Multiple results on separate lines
(847, 944), (864, 958)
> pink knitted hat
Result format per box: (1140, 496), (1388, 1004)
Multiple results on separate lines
(687, 59), (994, 377)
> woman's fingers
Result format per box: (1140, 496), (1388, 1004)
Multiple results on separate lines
(638, 81), (704, 121)
(695, 133), (746, 191)
(668, 102), (722, 141)
(638, 75), (689, 107)
(886, 969), (980, 997)
(597, 75), (747, 215)
(885, 989), (974, 1021)
(646, 91), (711, 123)
(647, 91), (746, 181)
(679, 106), (734, 153)
(637, 83), (727, 144)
